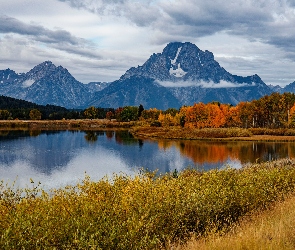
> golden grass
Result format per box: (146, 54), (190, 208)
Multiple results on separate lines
(2, 159), (295, 249)
(131, 127), (252, 140)
(0, 119), (135, 130)
(180, 195), (295, 250)
(131, 126), (295, 141)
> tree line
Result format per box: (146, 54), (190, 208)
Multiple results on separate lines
(83, 92), (295, 129)
(2, 93), (295, 129)
(154, 92), (295, 129)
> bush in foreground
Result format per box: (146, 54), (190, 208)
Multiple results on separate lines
(1, 159), (295, 249)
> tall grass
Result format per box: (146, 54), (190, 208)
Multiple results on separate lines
(182, 194), (295, 250)
(1, 159), (295, 249)
(131, 127), (252, 139)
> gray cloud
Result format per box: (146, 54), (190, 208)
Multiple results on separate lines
(58, 0), (160, 26)
(156, 80), (255, 88)
(0, 15), (105, 60)
(160, 0), (295, 55)
(1, 0), (295, 85)
(0, 15), (84, 45)
(58, 0), (295, 56)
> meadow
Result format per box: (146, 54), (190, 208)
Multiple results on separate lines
(1, 159), (295, 249)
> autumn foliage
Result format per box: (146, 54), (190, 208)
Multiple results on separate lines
(141, 93), (295, 129)
(2, 159), (295, 249)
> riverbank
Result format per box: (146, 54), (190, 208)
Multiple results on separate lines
(1, 159), (295, 249)
(131, 126), (295, 141)
(0, 119), (134, 131)
(2, 120), (295, 141)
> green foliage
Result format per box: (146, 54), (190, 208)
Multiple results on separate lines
(83, 106), (98, 119)
(0, 95), (72, 120)
(0, 110), (10, 120)
(1, 159), (295, 249)
(138, 104), (144, 118)
(164, 108), (179, 116)
(140, 108), (160, 121)
(29, 109), (42, 120)
(118, 106), (139, 122)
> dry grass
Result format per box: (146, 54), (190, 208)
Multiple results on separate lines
(131, 126), (295, 141)
(2, 159), (295, 249)
(131, 127), (252, 140)
(180, 195), (295, 250)
(0, 119), (134, 130)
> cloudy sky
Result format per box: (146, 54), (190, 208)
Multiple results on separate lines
(1, 0), (295, 86)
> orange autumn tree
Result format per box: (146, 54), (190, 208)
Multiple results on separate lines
(184, 103), (207, 128)
(225, 106), (242, 127)
(181, 102), (226, 128)
(204, 103), (226, 128)
(289, 104), (295, 128)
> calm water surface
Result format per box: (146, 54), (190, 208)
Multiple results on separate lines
(1, 130), (295, 189)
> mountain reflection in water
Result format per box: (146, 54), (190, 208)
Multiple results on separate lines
(0, 130), (294, 189)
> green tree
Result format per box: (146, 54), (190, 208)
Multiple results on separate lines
(138, 104), (144, 118)
(164, 108), (178, 116)
(0, 110), (10, 120)
(29, 109), (42, 120)
(119, 106), (139, 122)
(83, 106), (98, 119)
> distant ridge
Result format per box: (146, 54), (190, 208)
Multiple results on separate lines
(1, 42), (295, 109)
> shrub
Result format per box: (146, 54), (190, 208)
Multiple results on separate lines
(1, 159), (295, 249)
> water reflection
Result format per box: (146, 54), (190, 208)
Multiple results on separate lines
(156, 140), (295, 165)
(0, 130), (294, 189)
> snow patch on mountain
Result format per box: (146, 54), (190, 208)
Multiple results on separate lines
(22, 79), (35, 87)
(169, 46), (187, 78)
(171, 47), (182, 64)
(169, 63), (187, 78)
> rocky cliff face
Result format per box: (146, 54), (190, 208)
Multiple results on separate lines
(0, 69), (23, 85)
(121, 42), (233, 82)
(0, 61), (90, 108)
(106, 42), (272, 106)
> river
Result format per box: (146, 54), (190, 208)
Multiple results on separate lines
(1, 130), (294, 189)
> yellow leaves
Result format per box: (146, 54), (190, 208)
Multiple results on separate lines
(1, 160), (295, 249)
(182, 102), (227, 129)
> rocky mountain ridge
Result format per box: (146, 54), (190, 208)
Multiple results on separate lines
(1, 42), (294, 109)
(0, 61), (91, 108)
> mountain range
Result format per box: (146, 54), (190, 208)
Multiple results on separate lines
(0, 42), (294, 109)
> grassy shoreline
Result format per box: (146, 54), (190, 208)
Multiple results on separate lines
(2, 119), (295, 141)
(1, 159), (295, 249)
(0, 119), (135, 131)
(131, 126), (295, 141)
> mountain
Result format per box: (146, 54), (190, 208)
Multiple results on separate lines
(113, 42), (272, 106)
(282, 81), (295, 93)
(268, 84), (283, 93)
(0, 42), (286, 109)
(88, 76), (181, 109)
(0, 61), (90, 108)
(0, 69), (24, 84)
(87, 42), (274, 108)
(121, 42), (235, 82)
(267, 82), (295, 95)
(85, 82), (111, 93)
